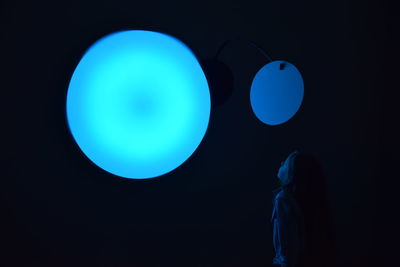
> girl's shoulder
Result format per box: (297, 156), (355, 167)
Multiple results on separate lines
(275, 188), (293, 201)
(274, 189), (300, 211)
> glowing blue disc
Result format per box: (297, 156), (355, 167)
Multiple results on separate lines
(66, 30), (211, 179)
(250, 60), (304, 125)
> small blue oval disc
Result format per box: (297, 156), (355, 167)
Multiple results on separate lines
(250, 60), (304, 125)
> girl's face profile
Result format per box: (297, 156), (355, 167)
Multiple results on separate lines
(277, 156), (290, 181)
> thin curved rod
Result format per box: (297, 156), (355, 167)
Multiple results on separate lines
(214, 37), (273, 62)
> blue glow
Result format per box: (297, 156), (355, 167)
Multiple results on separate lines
(250, 60), (304, 125)
(66, 30), (211, 179)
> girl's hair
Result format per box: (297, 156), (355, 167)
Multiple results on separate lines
(283, 151), (337, 267)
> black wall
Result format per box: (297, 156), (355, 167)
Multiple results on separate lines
(1, 0), (388, 266)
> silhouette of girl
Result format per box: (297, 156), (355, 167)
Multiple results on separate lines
(271, 151), (336, 267)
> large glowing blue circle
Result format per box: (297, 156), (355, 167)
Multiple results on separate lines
(250, 60), (304, 125)
(66, 30), (211, 179)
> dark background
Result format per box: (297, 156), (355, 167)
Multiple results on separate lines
(1, 0), (390, 266)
